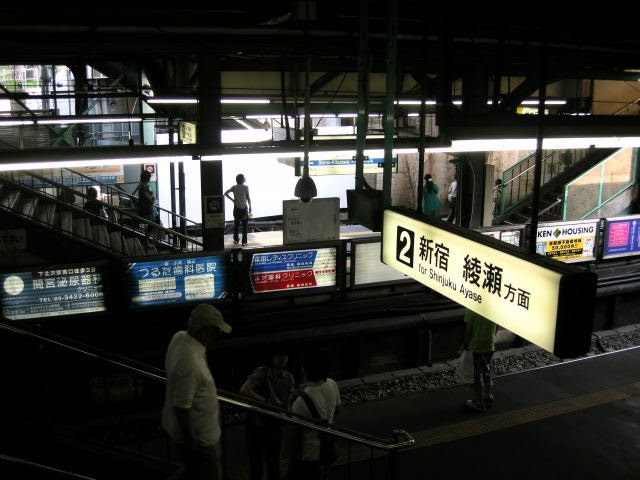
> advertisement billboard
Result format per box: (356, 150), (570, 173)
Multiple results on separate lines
(603, 215), (640, 259)
(249, 247), (337, 293)
(127, 255), (227, 308)
(535, 220), (599, 263)
(1, 263), (107, 320)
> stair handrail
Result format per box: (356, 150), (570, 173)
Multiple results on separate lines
(57, 167), (198, 227)
(0, 453), (98, 480)
(0, 318), (415, 452)
(500, 148), (590, 214)
(0, 170), (203, 251)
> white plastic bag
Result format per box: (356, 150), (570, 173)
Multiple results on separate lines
(455, 350), (474, 384)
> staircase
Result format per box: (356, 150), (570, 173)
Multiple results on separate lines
(497, 147), (619, 224)
(0, 169), (203, 258)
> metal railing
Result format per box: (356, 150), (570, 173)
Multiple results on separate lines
(500, 148), (590, 215)
(0, 169), (203, 255)
(0, 318), (414, 479)
(48, 166), (200, 243)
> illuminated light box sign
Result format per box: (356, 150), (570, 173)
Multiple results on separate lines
(297, 156), (398, 176)
(353, 241), (410, 286)
(1, 264), (106, 320)
(250, 248), (337, 293)
(382, 209), (596, 358)
(535, 220), (598, 263)
(127, 255), (227, 307)
(603, 215), (640, 259)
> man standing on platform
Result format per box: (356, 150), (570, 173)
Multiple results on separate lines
(224, 173), (252, 246)
(162, 304), (232, 480)
(463, 309), (497, 412)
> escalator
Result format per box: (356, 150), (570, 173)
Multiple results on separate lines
(0, 168), (203, 260)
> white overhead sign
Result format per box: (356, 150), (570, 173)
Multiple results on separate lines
(382, 209), (596, 357)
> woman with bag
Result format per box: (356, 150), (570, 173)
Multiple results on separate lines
(288, 351), (340, 480)
(421, 173), (441, 217)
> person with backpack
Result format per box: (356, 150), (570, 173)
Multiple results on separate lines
(288, 351), (340, 480)
(239, 346), (295, 480)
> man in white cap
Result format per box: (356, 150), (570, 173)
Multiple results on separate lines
(162, 303), (232, 480)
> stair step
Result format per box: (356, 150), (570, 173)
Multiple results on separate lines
(124, 237), (146, 257)
(17, 195), (38, 217)
(58, 210), (73, 233)
(34, 203), (57, 225)
(1, 189), (22, 209)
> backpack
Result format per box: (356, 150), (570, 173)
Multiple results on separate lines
(134, 184), (153, 215)
(299, 391), (337, 466)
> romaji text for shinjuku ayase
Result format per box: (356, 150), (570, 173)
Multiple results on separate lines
(417, 234), (530, 310)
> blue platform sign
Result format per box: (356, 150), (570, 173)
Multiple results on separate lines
(1, 264), (106, 320)
(603, 215), (640, 259)
(305, 157), (398, 175)
(250, 248), (337, 293)
(127, 255), (227, 307)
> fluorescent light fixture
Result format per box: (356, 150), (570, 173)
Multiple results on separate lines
(147, 98), (198, 105)
(0, 119), (35, 126)
(147, 98), (271, 105)
(0, 155), (192, 172)
(424, 136), (640, 153)
(521, 99), (567, 105)
(337, 113), (358, 118)
(37, 116), (143, 125)
(452, 100), (463, 106)
(395, 100), (437, 106)
(220, 98), (270, 104)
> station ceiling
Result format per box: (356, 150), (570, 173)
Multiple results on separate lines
(1, 6), (639, 140)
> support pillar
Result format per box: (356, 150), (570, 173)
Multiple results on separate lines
(198, 54), (224, 251)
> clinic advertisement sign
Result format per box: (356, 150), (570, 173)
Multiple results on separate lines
(249, 248), (337, 293)
(1, 264), (106, 320)
(382, 209), (596, 358)
(535, 220), (598, 262)
(603, 215), (640, 259)
(127, 255), (227, 307)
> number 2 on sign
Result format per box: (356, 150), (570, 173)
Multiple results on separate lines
(396, 226), (414, 267)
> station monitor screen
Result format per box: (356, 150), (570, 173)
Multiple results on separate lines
(603, 215), (640, 259)
(126, 254), (227, 308)
(1, 263), (107, 320)
(249, 246), (337, 294)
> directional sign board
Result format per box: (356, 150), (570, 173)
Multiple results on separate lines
(382, 209), (597, 358)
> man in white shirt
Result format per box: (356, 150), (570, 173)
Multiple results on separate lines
(224, 173), (252, 246)
(288, 351), (340, 480)
(446, 177), (458, 223)
(162, 303), (232, 480)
